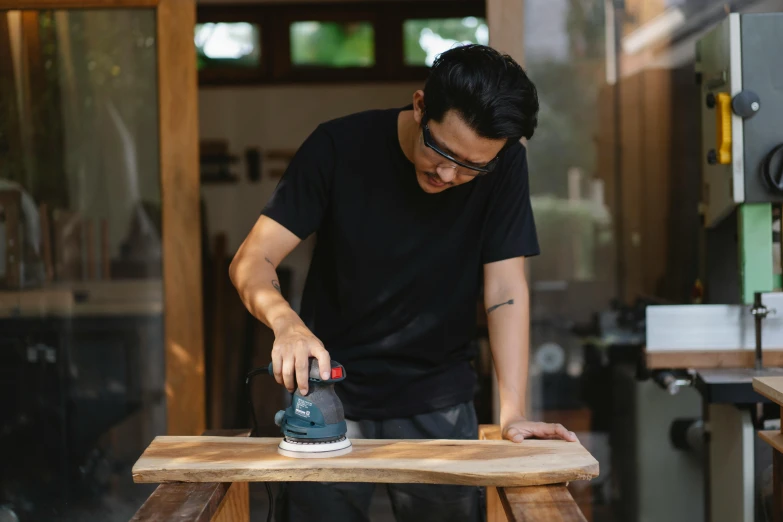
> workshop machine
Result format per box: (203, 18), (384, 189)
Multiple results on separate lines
(644, 11), (783, 522)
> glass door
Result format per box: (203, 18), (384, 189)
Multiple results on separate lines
(0, 2), (202, 520)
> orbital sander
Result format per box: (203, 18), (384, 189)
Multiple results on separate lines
(247, 357), (352, 458)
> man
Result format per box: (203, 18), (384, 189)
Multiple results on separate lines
(230, 44), (577, 522)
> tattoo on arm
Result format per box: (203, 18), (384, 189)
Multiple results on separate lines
(487, 299), (514, 314)
(272, 280), (281, 293)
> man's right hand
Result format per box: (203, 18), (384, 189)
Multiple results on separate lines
(271, 317), (331, 396)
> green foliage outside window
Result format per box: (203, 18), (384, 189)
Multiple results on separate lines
(290, 21), (374, 67)
(195, 22), (261, 71)
(403, 17), (489, 66)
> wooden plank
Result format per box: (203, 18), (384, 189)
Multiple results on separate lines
(481, 424), (508, 522)
(212, 482), (249, 522)
(487, 0), (525, 65)
(647, 350), (783, 369)
(499, 485), (587, 522)
(209, 234), (227, 430)
(754, 378), (783, 407)
(157, 0), (205, 436)
(0, 191), (22, 288)
(131, 430), (250, 522)
(774, 448), (783, 522)
(0, 0), (157, 7)
(0, 280), (164, 317)
(641, 69), (672, 297)
(480, 425), (592, 521)
(132, 436), (599, 486)
(130, 482), (230, 522)
(760, 431), (783, 455)
(620, 72), (645, 303)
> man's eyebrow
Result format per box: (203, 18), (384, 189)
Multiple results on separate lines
(430, 128), (481, 164)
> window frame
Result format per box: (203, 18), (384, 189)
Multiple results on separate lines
(196, 1), (486, 86)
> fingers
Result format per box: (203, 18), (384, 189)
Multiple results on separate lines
(506, 428), (524, 443)
(271, 347), (284, 386)
(313, 344), (332, 381)
(294, 351), (311, 395)
(281, 353), (296, 393)
(546, 423), (577, 442)
(506, 422), (579, 443)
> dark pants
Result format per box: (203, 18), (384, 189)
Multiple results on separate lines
(275, 401), (483, 522)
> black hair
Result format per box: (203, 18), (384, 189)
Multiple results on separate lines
(423, 44), (538, 143)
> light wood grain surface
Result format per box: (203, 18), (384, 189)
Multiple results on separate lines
(0, 0), (157, 7)
(500, 485), (587, 522)
(132, 436), (599, 487)
(157, 0), (205, 437)
(754, 377), (783, 407)
(129, 482), (229, 522)
(211, 482), (248, 522)
(647, 350), (783, 369)
(0, 280), (164, 318)
(759, 431), (783, 454)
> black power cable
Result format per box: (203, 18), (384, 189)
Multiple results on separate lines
(246, 367), (275, 522)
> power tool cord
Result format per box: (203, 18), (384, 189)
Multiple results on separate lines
(246, 367), (274, 522)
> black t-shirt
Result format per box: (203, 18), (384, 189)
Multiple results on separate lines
(262, 106), (539, 420)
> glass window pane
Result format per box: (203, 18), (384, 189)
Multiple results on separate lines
(290, 21), (374, 67)
(1, 8), (164, 520)
(403, 17), (489, 66)
(194, 22), (261, 70)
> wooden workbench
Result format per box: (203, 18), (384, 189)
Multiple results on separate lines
(130, 426), (598, 521)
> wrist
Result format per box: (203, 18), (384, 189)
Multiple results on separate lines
(500, 403), (527, 428)
(269, 306), (302, 336)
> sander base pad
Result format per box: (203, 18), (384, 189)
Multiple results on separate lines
(278, 436), (352, 459)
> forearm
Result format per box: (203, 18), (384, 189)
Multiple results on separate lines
(484, 277), (530, 428)
(229, 247), (301, 335)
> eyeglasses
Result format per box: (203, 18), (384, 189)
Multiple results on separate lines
(421, 114), (501, 175)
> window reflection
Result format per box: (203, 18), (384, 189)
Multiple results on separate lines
(0, 8), (164, 521)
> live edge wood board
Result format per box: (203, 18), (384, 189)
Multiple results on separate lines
(132, 436), (599, 487)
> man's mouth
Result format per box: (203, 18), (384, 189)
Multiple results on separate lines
(425, 173), (447, 187)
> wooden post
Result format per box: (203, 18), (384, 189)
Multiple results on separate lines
(486, 0), (524, 65)
(158, 0), (205, 436)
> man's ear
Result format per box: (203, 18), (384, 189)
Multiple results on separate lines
(412, 90), (425, 124)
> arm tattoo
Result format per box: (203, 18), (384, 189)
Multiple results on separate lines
(487, 299), (514, 315)
(264, 257), (275, 268)
(272, 280), (281, 293)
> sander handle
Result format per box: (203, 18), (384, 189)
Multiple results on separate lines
(265, 357), (347, 384)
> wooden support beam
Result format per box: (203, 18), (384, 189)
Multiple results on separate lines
(499, 485), (587, 522)
(131, 430), (250, 522)
(479, 425), (591, 522)
(157, 0), (205, 437)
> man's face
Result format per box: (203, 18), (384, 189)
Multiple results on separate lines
(411, 94), (507, 194)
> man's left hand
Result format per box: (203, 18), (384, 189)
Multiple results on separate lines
(503, 418), (578, 443)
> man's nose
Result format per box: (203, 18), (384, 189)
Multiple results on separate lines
(436, 165), (457, 182)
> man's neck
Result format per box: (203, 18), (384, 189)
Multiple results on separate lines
(397, 109), (416, 164)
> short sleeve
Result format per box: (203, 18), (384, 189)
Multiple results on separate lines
(482, 145), (540, 264)
(261, 125), (335, 239)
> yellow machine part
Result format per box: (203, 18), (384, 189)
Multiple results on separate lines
(716, 92), (732, 165)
